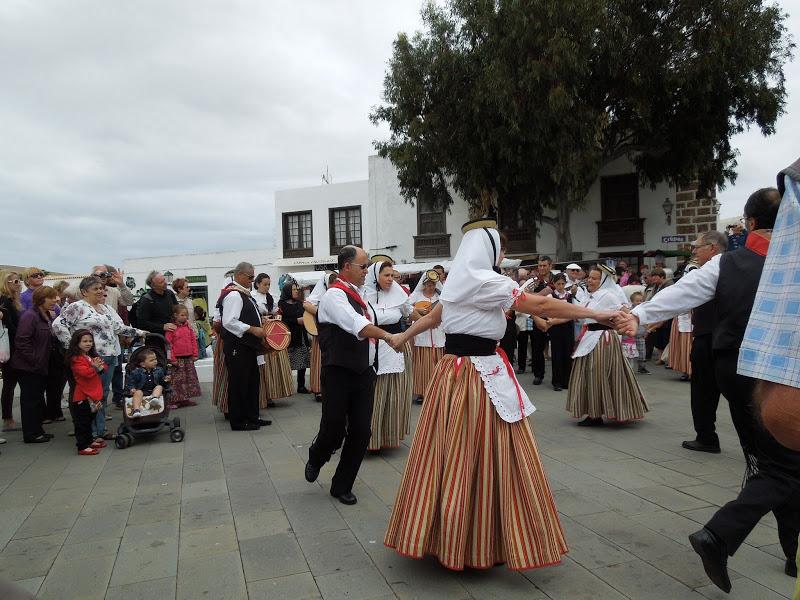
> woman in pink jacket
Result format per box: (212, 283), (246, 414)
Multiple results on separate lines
(164, 304), (201, 409)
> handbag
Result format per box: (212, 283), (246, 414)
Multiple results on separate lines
(0, 321), (10, 363)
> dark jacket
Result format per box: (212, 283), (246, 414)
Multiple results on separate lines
(10, 308), (53, 375)
(126, 366), (167, 394)
(0, 295), (21, 352)
(137, 289), (178, 335)
(278, 300), (308, 349)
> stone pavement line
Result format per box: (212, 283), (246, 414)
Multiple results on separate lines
(0, 368), (797, 598)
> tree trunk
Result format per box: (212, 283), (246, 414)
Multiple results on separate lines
(540, 201), (574, 261)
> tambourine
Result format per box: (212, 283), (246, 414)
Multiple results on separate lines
(302, 311), (318, 336)
(263, 319), (291, 352)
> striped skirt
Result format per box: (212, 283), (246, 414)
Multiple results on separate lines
(211, 337), (229, 413)
(258, 349), (294, 408)
(385, 354), (568, 571)
(412, 346), (445, 398)
(566, 332), (648, 421)
(309, 336), (322, 394)
(667, 319), (692, 375)
(369, 343), (413, 451)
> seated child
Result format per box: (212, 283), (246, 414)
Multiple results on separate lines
(126, 349), (170, 417)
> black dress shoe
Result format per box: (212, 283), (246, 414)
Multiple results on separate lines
(786, 557), (798, 578)
(689, 528), (731, 593)
(682, 440), (721, 454)
(413, 396), (423, 405)
(331, 491), (357, 505)
(552, 385), (562, 392)
(314, 394), (323, 403)
(231, 423), (260, 431)
(24, 435), (50, 443)
(43, 433), (55, 439)
(255, 418), (272, 426)
(577, 416), (603, 427)
(297, 387), (310, 394)
(267, 400), (277, 408)
(305, 461), (320, 483)
(532, 377), (543, 385)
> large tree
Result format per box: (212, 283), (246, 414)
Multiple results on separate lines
(371, 0), (793, 259)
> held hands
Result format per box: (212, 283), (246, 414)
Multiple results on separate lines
(610, 312), (640, 337)
(387, 333), (406, 351)
(163, 323), (177, 332)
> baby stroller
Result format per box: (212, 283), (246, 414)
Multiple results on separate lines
(115, 335), (186, 449)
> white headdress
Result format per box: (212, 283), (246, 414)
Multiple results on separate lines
(365, 259), (408, 309)
(440, 219), (507, 305)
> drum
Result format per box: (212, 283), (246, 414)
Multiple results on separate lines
(302, 311), (318, 336)
(263, 320), (291, 352)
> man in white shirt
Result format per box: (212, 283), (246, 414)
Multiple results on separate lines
(304, 246), (397, 505)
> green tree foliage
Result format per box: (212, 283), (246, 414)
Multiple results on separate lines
(371, 0), (793, 258)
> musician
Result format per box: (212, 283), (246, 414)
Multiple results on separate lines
(408, 271), (445, 404)
(365, 256), (413, 452)
(305, 246), (397, 505)
(278, 282), (310, 394)
(303, 271), (338, 403)
(384, 219), (619, 570)
(252, 273), (292, 407)
(219, 262), (271, 431)
(211, 270), (235, 418)
(525, 255), (554, 385)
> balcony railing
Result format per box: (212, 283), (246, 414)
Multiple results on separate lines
(596, 218), (645, 247)
(414, 233), (450, 259)
(504, 228), (536, 255)
(283, 246), (314, 259)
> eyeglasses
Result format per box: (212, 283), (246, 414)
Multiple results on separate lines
(350, 263), (369, 271)
(246, 274), (255, 280)
(92, 272), (111, 278)
(691, 242), (712, 249)
(7, 279), (20, 284)
(30, 273), (44, 278)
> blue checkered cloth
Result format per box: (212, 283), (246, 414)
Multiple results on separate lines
(738, 175), (800, 387)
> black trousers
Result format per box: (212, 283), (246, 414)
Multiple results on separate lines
(526, 329), (548, 378)
(549, 324), (574, 388)
(18, 371), (46, 441)
(309, 365), (376, 496)
(68, 399), (94, 451)
(1, 362), (19, 421)
(688, 335), (721, 446)
(516, 330), (532, 371)
(704, 349), (800, 558)
(223, 343), (260, 428)
(45, 350), (66, 421)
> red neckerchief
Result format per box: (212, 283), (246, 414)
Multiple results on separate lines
(330, 281), (369, 314)
(745, 229), (771, 257)
(215, 283), (237, 308)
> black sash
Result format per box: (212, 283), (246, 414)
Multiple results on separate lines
(587, 323), (612, 331)
(444, 334), (496, 357)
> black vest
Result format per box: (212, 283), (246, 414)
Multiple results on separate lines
(712, 247), (765, 351)
(691, 300), (716, 337)
(221, 291), (262, 351)
(318, 289), (371, 374)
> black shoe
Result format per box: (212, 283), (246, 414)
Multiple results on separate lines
(637, 367), (650, 375)
(267, 400), (277, 408)
(305, 461), (320, 483)
(682, 440), (721, 454)
(689, 528), (731, 594)
(24, 435), (50, 443)
(297, 387), (310, 394)
(43, 433), (55, 439)
(577, 417), (603, 427)
(679, 374), (690, 381)
(532, 377), (543, 385)
(413, 395), (423, 405)
(255, 418), (272, 427)
(231, 423), (260, 431)
(331, 491), (357, 505)
(786, 558), (798, 578)
(224, 413), (230, 421)
(552, 385), (562, 392)
(315, 394), (323, 403)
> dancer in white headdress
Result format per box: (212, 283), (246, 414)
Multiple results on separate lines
(364, 256), (413, 451)
(566, 264), (648, 426)
(408, 270), (445, 404)
(384, 219), (619, 571)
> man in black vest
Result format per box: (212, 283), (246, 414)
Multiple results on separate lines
(682, 230), (728, 453)
(220, 262), (271, 431)
(617, 188), (800, 593)
(304, 246), (397, 505)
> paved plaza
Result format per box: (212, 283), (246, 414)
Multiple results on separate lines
(0, 366), (796, 599)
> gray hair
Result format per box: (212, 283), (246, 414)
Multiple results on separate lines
(233, 262), (254, 275)
(145, 270), (161, 287)
(79, 276), (103, 293)
(338, 246), (358, 270)
(700, 230), (728, 251)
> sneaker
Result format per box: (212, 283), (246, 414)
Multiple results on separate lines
(637, 367), (651, 375)
(78, 447), (100, 456)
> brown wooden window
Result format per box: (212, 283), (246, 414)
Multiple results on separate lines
(597, 174), (645, 246)
(329, 206), (362, 255)
(414, 196), (450, 258)
(283, 210), (313, 258)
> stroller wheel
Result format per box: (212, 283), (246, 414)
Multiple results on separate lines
(124, 433), (134, 446)
(114, 435), (128, 450)
(172, 417), (181, 429)
(169, 428), (185, 443)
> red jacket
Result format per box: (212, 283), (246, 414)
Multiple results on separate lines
(165, 322), (198, 360)
(70, 356), (107, 401)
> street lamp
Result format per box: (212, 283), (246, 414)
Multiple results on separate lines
(662, 197), (674, 225)
(164, 270), (174, 285)
(712, 198), (722, 215)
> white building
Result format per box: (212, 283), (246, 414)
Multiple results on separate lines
(124, 155), (719, 302)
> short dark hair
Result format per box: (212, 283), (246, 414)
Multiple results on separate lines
(32, 285), (58, 307)
(538, 255), (552, 264)
(254, 273), (270, 286)
(138, 349), (157, 366)
(79, 276), (103, 294)
(338, 245), (358, 269)
(552, 273), (567, 283)
(651, 268), (666, 279)
(743, 187), (781, 230)
(432, 264), (445, 271)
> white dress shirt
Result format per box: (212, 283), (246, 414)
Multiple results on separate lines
(632, 254), (721, 325)
(318, 282), (376, 365)
(222, 290), (260, 338)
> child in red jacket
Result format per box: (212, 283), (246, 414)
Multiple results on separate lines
(164, 304), (201, 409)
(65, 329), (108, 455)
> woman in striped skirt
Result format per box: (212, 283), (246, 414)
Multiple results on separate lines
(667, 314), (693, 380)
(384, 220), (618, 571)
(303, 272), (338, 403)
(567, 265), (648, 426)
(211, 279), (237, 416)
(365, 257), (413, 452)
(408, 271), (445, 404)
(251, 274), (293, 406)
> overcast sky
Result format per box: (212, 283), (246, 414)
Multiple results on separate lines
(1, 1), (797, 274)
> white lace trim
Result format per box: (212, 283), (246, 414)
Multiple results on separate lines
(470, 353), (536, 423)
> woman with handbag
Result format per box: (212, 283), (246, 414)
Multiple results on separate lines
(0, 270), (23, 434)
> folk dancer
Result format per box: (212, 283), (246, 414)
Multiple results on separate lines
(303, 271), (338, 403)
(365, 256), (413, 452)
(617, 188), (800, 593)
(566, 264), (647, 426)
(211, 271), (235, 418)
(304, 246), (398, 505)
(252, 273), (292, 407)
(408, 270), (445, 404)
(384, 219), (619, 570)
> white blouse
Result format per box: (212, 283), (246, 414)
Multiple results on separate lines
(53, 300), (139, 356)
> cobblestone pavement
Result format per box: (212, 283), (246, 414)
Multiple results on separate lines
(0, 365), (795, 599)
